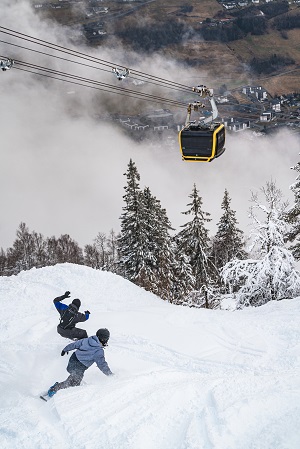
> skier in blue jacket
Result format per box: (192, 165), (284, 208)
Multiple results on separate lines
(47, 329), (113, 398)
(53, 291), (90, 341)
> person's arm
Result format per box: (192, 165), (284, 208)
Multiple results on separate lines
(62, 339), (83, 354)
(95, 348), (113, 376)
(53, 291), (70, 312)
(74, 310), (90, 323)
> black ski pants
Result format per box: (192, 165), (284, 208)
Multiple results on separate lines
(54, 353), (88, 392)
(57, 324), (88, 341)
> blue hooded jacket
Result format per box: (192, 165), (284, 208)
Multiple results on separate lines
(63, 336), (112, 376)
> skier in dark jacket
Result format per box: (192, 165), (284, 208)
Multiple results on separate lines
(53, 291), (90, 341)
(46, 328), (113, 398)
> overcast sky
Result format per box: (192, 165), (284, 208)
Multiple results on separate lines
(1, 0), (299, 250)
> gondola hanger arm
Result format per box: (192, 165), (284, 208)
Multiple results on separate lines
(191, 85), (219, 125)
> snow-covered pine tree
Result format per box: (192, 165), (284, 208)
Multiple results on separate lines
(176, 184), (217, 305)
(172, 240), (195, 305)
(222, 181), (300, 307)
(150, 196), (181, 302)
(118, 159), (148, 283)
(211, 189), (247, 273)
(119, 161), (191, 301)
(140, 186), (195, 302)
(134, 186), (162, 295)
(285, 160), (300, 259)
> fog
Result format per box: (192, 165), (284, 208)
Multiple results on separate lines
(0, 0), (299, 250)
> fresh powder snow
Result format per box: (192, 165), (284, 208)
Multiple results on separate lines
(0, 263), (299, 449)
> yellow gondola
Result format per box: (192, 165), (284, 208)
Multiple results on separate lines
(179, 86), (226, 162)
(179, 122), (225, 162)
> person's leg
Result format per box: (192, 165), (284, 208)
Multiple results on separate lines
(53, 371), (84, 391)
(69, 327), (88, 340)
(49, 353), (87, 394)
(57, 325), (87, 341)
(57, 325), (75, 340)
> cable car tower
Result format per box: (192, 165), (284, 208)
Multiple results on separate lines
(179, 85), (225, 162)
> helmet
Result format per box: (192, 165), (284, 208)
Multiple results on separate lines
(96, 328), (110, 346)
(72, 298), (81, 309)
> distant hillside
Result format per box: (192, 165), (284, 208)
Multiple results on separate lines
(34, 0), (300, 94)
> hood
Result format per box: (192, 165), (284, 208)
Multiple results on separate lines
(87, 335), (100, 348)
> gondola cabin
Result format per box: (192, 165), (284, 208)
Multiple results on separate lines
(179, 123), (225, 162)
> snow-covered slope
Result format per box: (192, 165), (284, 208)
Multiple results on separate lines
(1, 264), (299, 449)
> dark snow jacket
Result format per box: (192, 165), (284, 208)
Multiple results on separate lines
(63, 335), (113, 376)
(53, 295), (89, 329)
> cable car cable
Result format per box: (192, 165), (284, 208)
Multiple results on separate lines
(13, 58), (188, 107)
(0, 38), (194, 94)
(12, 62), (187, 108)
(0, 26), (196, 93)
(13, 66), (187, 108)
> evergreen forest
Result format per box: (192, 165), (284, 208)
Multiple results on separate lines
(2, 157), (300, 310)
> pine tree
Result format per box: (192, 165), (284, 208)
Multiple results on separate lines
(222, 181), (300, 307)
(118, 159), (150, 283)
(148, 193), (177, 301)
(172, 239), (195, 305)
(211, 189), (247, 273)
(119, 160), (182, 301)
(285, 160), (300, 259)
(176, 184), (216, 295)
(135, 187), (162, 296)
(136, 186), (191, 302)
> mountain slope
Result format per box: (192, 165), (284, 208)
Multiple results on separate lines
(1, 264), (300, 449)
(37, 0), (300, 94)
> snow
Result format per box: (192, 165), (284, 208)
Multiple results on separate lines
(1, 264), (300, 449)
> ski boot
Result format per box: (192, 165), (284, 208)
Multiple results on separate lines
(48, 382), (59, 398)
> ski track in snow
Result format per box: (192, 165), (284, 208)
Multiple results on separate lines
(0, 264), (300, 449)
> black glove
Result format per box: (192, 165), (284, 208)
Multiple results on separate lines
(61, 350), (68, 356)
(63, 291), (71, 298)
(85, 310), (90, 315)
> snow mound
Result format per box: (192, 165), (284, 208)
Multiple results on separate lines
(1, 264), (299, 449)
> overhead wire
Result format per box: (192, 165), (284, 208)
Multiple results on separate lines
(0, 39), (112, 75)
(0, 25), (197, 94)
(4, 25), (297, 114)
(0, 38), (194, 94)
(9, 58), (188, 108)
(13, 66), (187, 106)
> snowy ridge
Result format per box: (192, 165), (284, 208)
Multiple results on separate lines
(0, 264), (299, 449)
